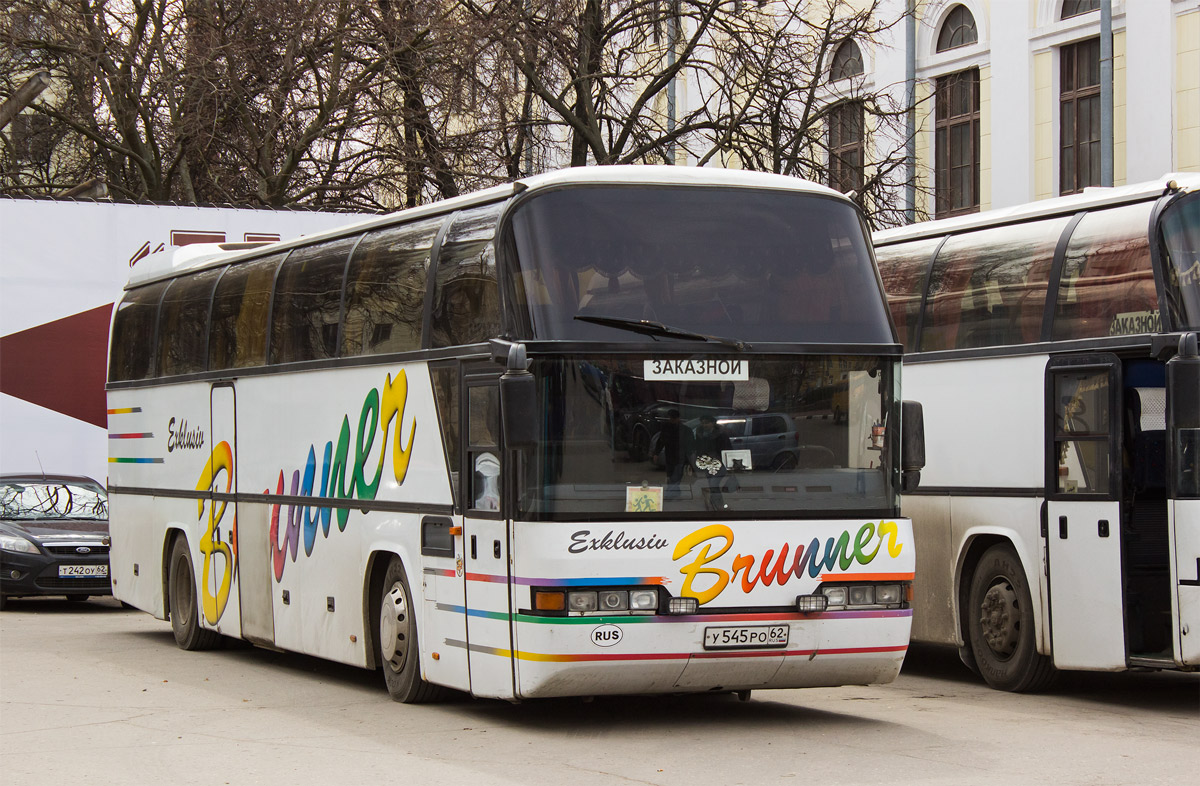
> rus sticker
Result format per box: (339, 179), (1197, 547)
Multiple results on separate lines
(643, 358), (749, 382)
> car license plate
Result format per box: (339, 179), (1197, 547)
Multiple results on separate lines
(58, 565), (108, 578)
(703, 625), (789, 650)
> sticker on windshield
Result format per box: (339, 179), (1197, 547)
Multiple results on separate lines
(643, 359), (748, 382)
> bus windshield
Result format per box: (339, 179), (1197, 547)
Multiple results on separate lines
(1162, 191), (1200, 331)
(513, 354), (896, 520)
(506, 186), (894, 345)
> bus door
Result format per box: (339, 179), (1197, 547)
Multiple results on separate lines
(1044, 355), (1126, 669)
(461, 375), (515, 698)
(1167, 337), (1200, 666)
(206, 382), (247, 640)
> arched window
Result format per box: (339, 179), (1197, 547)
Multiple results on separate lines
(936, 4), (978, 52)
(1061, 0), (1100, 19)
(830, 39), (864, 82)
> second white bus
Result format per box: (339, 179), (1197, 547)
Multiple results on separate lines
(874, 175), (1200, 691)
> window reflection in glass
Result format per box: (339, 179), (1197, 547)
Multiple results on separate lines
(1053, 202), (1157, 341)
(513, 354), (896, 520)
(920, 217), (1068, 351)
(157, 267), (222, 376)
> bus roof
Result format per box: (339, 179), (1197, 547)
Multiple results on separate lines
(125, 166), (846, 289)
(873, 173), (1200, 247)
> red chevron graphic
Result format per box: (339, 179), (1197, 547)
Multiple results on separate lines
(0, 304), (113, 428)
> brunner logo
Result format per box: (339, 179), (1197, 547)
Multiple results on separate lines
(167, 417), (205, 452)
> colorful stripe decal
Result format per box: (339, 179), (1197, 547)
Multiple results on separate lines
(461, 572), (668, 587)
(107, 407), (143, 414)
(423, 567), (457, 578)
(444, 639), (907, 663)
(821, 572), (915, 582)
(109, 432), (154, 439)
(108, 457), (164, 464)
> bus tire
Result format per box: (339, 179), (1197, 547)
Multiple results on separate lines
(168, 536), (220, 651)
(376, 557), (442, 703)
(966, 544), (1056, 692)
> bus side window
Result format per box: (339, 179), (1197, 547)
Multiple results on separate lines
(109, 281), (168, 382)
(342, 218), (441, 357)
(1053, 202), (1156, 341)
(920, 217), (1066, 351)
(876, 238), (939, 352)
(270, 237), (358, 364)
(430, 365), (461, 508)
(467, 384), (501, 512)
(431, 203), (504, 348)
(208, 253), (285, 370)
(157, 266), (222, 377)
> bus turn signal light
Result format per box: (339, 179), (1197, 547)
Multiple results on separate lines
(535, 591), (565, 611)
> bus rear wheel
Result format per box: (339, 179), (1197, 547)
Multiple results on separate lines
(168, 536), (220, 651)
(376, 557), (442, 703)
(966, 544), (1056, 692)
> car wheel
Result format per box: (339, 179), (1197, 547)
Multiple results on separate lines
(771, 453), (798, 471)
(65, 594), (89, 602)
(966, 544), (1056, 692)
(168, 536), (220, 651)
(376, 556), (442, 703)
(630, 427), (650, 462)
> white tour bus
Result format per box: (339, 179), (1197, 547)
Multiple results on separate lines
(874, 175), (1200, 691)
(107, 166), (924, 702)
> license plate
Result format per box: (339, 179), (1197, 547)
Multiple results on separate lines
(703, 625), (789, 650)
(58, 565), (108, 578)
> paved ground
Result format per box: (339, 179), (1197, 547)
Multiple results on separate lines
(1, 596), (1197, 786)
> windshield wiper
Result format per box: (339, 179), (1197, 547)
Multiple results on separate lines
(574, 314), (750, 351)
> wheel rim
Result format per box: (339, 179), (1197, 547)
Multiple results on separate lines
(172, 556), (193, 627)
(979, 578), (1020, 659)
(379, 582), (410, 674)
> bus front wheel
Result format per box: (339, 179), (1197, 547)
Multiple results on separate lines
(168, 536), (220, 651)
(966, 544), (1056, 692)
(376, 557), (442, 703)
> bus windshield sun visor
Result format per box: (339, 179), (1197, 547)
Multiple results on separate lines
(574, 314), (750, 350)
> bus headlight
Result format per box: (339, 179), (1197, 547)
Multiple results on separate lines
(598, 590), (628, 611)
(567, 591), (598, 612)
(875, 585), (902, 604)
(849, 585), (875, 605)
(822, 586), (848, 606)
(629, 589), (658, 611)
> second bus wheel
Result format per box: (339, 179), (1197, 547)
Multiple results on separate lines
(965, 544), (1056, 692)
(168, 535), (220, 651)
(376, 556), (443, 703)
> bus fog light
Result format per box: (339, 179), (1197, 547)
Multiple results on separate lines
(822, 587), (847, 606)
(849, 585), (875, 605)
(629, 589), (658, 610)
(568, 591), (598, 612)
(796, 594), (828, 613)
(875, 585), (902, 604)
(598, 590), (628, 611)
(668, 597), (698, 615)
(534, 591), (565, 611)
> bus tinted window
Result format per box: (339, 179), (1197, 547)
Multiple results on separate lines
(1053, 202), (1157, 340)
(920, 217), (1069, 351)
(209, 253), (284, 370)
(431, 204), (504, 348)
(1161, 191), (1200, 332)
(342, 218), (442, 356)
(109, 282), (167, 382)
(157, 267), (222, 377)
(876, 238), (938, 351)
(508, 187), (893, 344)
(271, 237), (357, 364)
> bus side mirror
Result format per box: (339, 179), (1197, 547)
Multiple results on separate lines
(1167, 333), (1200, 497)
(500, 371), (538, 449)
(901, 400), (925, 493)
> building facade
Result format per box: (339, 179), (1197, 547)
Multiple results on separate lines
(867, 0), (1199, 220)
